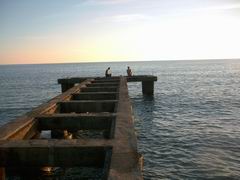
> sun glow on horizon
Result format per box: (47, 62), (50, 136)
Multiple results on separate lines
(1, 0), (240, 64)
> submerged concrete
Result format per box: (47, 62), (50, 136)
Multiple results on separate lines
(0, 76), (147, 179)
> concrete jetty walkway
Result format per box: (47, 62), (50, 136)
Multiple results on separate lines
(0, 75), (157, 179)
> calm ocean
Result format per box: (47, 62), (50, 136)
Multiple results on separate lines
(0, 60), (240, 179)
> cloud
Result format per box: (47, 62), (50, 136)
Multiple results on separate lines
(96, 14), (151, 23)
(112, 14), (151, 22)
(193, 3), (240, 12)
(79, 0), (134, 6)
(15, 35), (59, 41)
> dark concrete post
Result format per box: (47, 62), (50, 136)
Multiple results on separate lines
(142, 81), (154, 95)
(0, 168), (5, 180)
(51, 129), (65, 139)
(61, 83), (75, 93)
(51, 130), (72, 139)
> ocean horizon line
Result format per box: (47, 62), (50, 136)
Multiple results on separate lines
(0, 58), (239, 66)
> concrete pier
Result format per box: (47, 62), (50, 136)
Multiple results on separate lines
(58, 75), (157, 95)
(0, 76), (155, 179)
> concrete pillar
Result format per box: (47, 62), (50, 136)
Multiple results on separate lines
(45, 130), (72, 177)
(61, 83), (74, 93)
(142, 81), (154, 95)
(0, 168), (5, 180)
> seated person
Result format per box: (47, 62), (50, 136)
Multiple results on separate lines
(127, 66), (132, 76)
(105, 67), (112, 77)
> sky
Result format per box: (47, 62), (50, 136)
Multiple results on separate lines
(0, 0), (240, 64)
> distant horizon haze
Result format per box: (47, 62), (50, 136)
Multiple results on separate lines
(0, 58), (240, 66)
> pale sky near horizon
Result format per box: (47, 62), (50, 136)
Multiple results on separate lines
(1, 0), (240, 64)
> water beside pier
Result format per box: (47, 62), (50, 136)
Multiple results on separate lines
(0, 60), (240, 179)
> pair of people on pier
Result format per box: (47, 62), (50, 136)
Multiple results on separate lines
(105, 66), (133, 77)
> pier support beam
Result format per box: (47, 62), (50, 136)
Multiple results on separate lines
(142, 81), (154, 95)
(61, 83), (74, 93)
(0, 140), (111, 167)
(0, 168), (5, 180)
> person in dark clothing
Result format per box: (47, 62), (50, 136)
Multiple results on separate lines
(105, 67), (112, 77)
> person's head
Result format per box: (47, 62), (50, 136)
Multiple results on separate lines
(108, 67), (110, 69)
(127, 66), (130, 69)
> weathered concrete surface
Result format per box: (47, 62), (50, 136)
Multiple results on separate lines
(0, 76), (143, 179)
(0, 168), (5, 180)
(37, 113), (115, 133)
(108, 77), (143, 180)
(61, 83), (75, 93)
(59, 100), (118, 113)
(0, 139), (111, 167)
(58, 75), (157, 95)
(126, 75), (157, 82)
(87, 83), (119, 87)
(72, 92), (118, 100)
(58, 77), (120, 92)
(81, 87), (118, 93)
(142, 80), (154, 95)
(58, 75), (157, 84)
(0, 79), (92, 140)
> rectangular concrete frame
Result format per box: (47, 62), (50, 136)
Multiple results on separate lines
(71, 92), (118, 100)
(87, 83), (120, 87)
(81, 87), (119, 93)
(0, 79), (93, 140)
(58, 75), (157, 95)
(0, 77), (143, 179)
(37, 113), (116, 139)
(0, 140), (111, 167)
(37, 113), (115, 131)
(58, 100), (118, 113)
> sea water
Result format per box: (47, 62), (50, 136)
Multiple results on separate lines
(0, 60), (240, 179)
